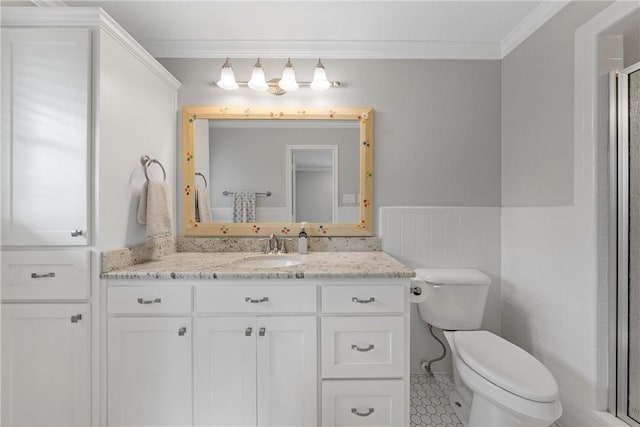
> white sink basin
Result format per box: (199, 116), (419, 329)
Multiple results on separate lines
(231, 254), (303, 269)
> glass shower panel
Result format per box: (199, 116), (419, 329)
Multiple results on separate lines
(630, 67), (640, 424)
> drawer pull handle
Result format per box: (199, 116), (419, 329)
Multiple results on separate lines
(178, 327), (187, 336)
(70, 314), (82, 323)
(259, 327), (266, 337)
(70, 229), (84, 237)
(352, 297), (375, 304)
(31, 272), (55, 279)
(351, 344), (375, 352)
(137, 298), (162, 304)
(245, 327), (253, 336)
(351, 408), (375, 417)
(245, 297), (269, 304)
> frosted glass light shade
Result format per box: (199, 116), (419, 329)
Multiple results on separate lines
(248, 59), (268, 91)
(216, 58), (239, 90)
(278, 58), (299, 92)
(310, 59), (331, 91)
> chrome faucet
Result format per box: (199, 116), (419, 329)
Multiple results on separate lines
(262, 234), (290, 254)
(267, 234), (279, 254)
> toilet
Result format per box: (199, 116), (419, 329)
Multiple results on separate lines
(413, 268), (562, 427)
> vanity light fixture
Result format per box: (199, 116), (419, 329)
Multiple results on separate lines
(278, 58), (299, 92)
(214, 58), (341, 95)
(215, 58), (239, 91)
(247, 58), (269, 91)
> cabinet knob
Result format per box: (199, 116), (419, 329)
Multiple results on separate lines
(178, 327), (187, 336)
(352, 296), (375, 304)
(351, 344), (374, 352)
(351, 407), (375, 417)
(70, 229), (84, 237)
(70, 314), (82, 323)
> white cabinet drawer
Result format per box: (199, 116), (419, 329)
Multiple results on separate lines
(1, 250), (90, 300)
(322, 379), (405, 427)
(321, 316), (404, 378)
(322, 285), (405, 313)
(108, 286), (192, 314)
(196, 285), (316, 313)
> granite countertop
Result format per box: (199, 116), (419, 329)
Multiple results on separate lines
(101, 251), (415, 280)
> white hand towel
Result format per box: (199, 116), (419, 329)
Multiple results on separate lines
(197, 189), (213, 222)
(137, 181), (173, 238)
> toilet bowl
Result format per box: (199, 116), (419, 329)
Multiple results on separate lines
(413, 268), (562, 427)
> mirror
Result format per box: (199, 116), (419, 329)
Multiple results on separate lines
(182, 106), (374, 237)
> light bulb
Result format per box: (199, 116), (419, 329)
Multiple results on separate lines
(310, 59), (331, 91)
(216, 58), (239, 90)
(278, 58), (299, 92)
(248, 58), (268, 91)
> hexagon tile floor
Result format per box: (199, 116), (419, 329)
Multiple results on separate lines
(410, 373), (463, 427)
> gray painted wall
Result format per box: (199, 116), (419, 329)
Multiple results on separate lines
(501, 1), (611, 206)
(159, 58), (502, 232)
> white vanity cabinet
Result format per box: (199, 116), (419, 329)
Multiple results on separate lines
(194, 316), (317, 426)
(1, 304), (91, 427)
(104, 278), (410, 427)
(108, 317), (193, 427)
(321, 284), (407, 426)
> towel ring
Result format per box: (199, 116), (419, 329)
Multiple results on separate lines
(140, 155), (166, 182)
(195, 172), (207, 188)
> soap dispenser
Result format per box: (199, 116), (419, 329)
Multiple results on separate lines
(298, 222), (308, 254)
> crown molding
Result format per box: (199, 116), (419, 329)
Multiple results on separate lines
(97, 9), (181, 90)
(500, 1), (570, 58)
(144, 39), (502, 60)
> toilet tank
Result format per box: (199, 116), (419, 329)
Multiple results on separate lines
(413, 268), (491, 330)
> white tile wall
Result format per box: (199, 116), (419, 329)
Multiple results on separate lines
(501, 205), (600, 426)
(379, 206), (501, 374)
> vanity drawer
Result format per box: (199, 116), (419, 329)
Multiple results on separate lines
(321, 379), (405, 427)
(322, 285), (405, 313)
(107, 286), (192, 314)
(1, 250), (90, 300)
(321, 316), (404, 378)
(196, 285), (316, 313)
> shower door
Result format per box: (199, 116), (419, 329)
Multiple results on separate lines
(614, 61), (640, 426)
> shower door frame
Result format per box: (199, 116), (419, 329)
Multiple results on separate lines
(611, 61), (640, 427)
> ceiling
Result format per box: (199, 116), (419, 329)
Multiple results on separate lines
(14, 0), (571, 59)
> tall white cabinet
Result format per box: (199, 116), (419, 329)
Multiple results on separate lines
(1, 27), (90, 246)
(1, 8), (180, 427)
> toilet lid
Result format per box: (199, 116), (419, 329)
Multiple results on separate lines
(414, 268), (491, 285)
(453, 331), (559, 403)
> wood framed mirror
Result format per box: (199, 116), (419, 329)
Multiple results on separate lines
(182, 106), (374, 237)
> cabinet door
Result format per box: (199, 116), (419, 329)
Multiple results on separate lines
(1, 28), (90, 246)
(257, 316), (317, 427)
(194, 317), (257, 427)
(108, 317), (192, 427)
(1, 304), (91, 427)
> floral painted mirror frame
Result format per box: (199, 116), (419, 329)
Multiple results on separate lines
(182, 106), (374, 237)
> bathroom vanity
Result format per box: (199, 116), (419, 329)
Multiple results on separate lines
(102, 251), (414, 427)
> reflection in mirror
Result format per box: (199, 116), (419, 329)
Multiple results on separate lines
(194, 120), (359, 224)
(182, 106), (374, 237)
(288, 146), (337, 223)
